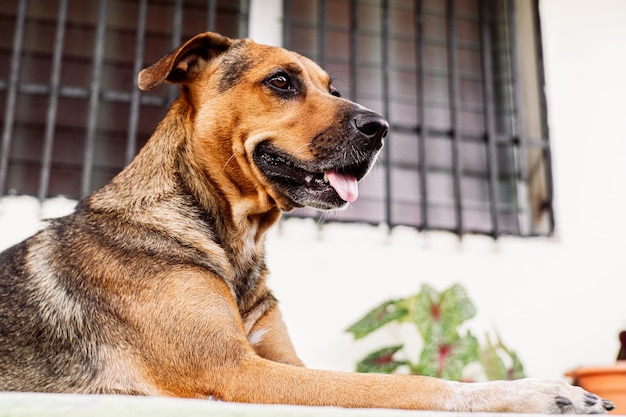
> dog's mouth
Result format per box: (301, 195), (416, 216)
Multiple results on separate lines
(253, 142), (376, 210)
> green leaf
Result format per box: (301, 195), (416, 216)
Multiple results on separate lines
(506, 352), (526, 379)
(496, 334), (526, 380)
(439, 284), (476, 344)
(480, 334), (508, 380)
(346, 299), (409, 340)
(440, 332), (480, 380)
(417, 331), (480, 380)
(355, 345), (408, 374)
(453, 332), (481, 363)
(411, 284), (476, 345)
(415, 340), (440, 377)
(507, 350), (526, 380)
(411, 284), (439, 338)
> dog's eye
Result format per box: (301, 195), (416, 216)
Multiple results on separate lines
(268, 74), (292, 91)
(330, 89), (341, 98)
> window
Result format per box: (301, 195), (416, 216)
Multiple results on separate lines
(1, 0), (553, 239)
(0, 0), (249, 200)
(283, 0), (553, 237)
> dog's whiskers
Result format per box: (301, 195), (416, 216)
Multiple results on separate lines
(292, 142), (312, 158)
(222, 153), (238, 172)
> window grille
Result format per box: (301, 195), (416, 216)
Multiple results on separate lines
(0, 0), (249, 200)
(283, 0), (554, 238)
(1, 0), (553, 239)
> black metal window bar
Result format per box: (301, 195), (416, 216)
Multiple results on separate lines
(283, 0), (554, 238)
(0, 0), (249, 201)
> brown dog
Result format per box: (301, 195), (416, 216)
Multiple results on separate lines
(0, 32), (614, 413)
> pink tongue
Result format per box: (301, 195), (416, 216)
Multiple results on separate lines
(326, 170), (359, 203)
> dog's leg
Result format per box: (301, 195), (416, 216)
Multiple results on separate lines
(248, 306), (304, 366)
(132, 272), (611, 413)
(221, 355), (613, 413)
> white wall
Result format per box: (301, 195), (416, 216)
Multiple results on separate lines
(248, 0), (283, 46)
(1, 0), (625, 382)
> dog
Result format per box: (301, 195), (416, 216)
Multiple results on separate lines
(0, 32), (614, 413)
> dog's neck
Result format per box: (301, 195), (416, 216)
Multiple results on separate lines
(88, 101), (282, 283)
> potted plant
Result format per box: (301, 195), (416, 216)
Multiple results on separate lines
(566, 331), (626, 414)
(346, 283), (525, 381)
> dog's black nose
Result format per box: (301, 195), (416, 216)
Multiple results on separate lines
(355, 112), (388, 149)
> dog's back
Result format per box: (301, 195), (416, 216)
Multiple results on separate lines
(0, 214), (101, 391)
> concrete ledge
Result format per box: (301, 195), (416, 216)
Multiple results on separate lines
(0, 392), (537, 417)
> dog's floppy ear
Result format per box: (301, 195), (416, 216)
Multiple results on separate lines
(138, 31), (233, 91)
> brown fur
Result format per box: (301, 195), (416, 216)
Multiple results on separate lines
(0, 32), (613, 413)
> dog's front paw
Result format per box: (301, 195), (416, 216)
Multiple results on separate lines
(513, 379), (614, 414)
(554, 392), (615, 414)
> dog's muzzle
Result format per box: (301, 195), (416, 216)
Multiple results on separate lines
(253, 109), (388, 211)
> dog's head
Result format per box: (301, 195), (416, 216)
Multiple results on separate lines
(139, 32), (387, 211)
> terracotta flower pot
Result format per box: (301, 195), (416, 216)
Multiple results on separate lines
(567, 361), (626, 414)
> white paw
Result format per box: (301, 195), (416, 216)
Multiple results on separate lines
(512, 378), (614, 414)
